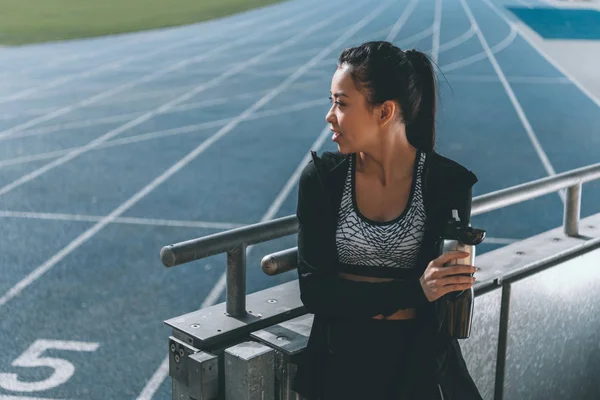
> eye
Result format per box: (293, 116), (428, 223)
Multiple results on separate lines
(328, 96), (344, 107)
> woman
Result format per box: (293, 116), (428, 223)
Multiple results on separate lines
(291, 41), (484, 399)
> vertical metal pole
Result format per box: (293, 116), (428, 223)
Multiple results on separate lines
(564, 184), (581, 237)
(225, 341), (275, 400)
(274, 351), (299, 400)
(227, 243), (247, 317)
(494, 281), (511, 400)
(188, 352), (219, 400)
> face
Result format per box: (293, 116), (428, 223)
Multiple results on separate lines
(326, 65), (382, 154)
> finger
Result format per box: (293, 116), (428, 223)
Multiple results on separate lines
(441, 282), (474, 296)
(440, 275), (476, 286)
(436, 264), (478, 277)
(434, 251), (470, 266)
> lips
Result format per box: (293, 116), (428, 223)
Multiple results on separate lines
(331, 129), (341, 142)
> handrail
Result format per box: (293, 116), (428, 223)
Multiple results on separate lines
(472, 162), (600, 216)
(160, 216), (297, 267)
(160, 161), (600, 316)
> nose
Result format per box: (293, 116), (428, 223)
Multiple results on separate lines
(325, 105), (335, 125)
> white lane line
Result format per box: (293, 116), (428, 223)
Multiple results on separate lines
(0, 35), (240, 105)
(94, 86), (189, 104)
(244, 67), (330, 78)
(28, 12), (277, 72)
(505, 76), (571, 84)
(354, 23), (397, 41)
(136, 3), (414, 397)
(7, 113), (146, 138)
(459, 0), (564, 203)
(386, 0), (421, 42)
(0, 106), (59, 121)
(21, 83), (123, 100)
(396, 25), (435, 48)
(424, 24), (474, 55)
(6, 79), (325, 141)
(263, 126), (333, 222)
(0, 5), (327, 140)
(538, 0), (557, 8)
(200, 273), (229, 313)
(137, 62), (246, 77)
(14, 41), (155, 75)
(440, 27), (517, 73)
(0, 0), (374, 309)
(0, 7), (338, 196)
(167, 92), (264, 113)
(432, 0), (443, 64)
(0, 67), (126, 105)
(445, 75), (571, 84)
(318, 23), (435, 69)
(481, 0), (600, 110)
(515, 0), (534, 9)
(0, 211), (244, 230)
(262, 48), (327, 64)
(317, 24), (434, 68)
(267, 23), (482, 77)
(135, 355), (170, 400)
(0, 97), (329, 168)
(438, 25), (476, 53)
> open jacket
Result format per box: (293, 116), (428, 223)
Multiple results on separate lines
(292, 150), (484, 400)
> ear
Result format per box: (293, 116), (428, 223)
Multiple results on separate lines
(378, 100), (397, 126)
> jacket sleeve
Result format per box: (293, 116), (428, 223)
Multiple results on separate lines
(455, 180), (475, 226)
(295, 161), (430, 319)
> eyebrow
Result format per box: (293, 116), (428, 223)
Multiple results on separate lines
(330, 91), (349, 98)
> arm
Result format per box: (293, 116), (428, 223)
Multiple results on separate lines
(295, 161), (429, 319)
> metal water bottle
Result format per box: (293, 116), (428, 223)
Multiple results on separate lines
(438, 209), (486, 339)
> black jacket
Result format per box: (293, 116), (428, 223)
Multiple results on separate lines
(292, 149), (484, 400)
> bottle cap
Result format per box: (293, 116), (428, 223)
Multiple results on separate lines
(442, 209), (486, 245)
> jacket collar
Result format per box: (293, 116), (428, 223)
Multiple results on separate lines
(310, 149), (478, 189)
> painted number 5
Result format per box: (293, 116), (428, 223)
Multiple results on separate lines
(0, 339), (99, 392)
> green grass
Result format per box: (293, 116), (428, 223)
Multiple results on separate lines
(0, 0), (285, 46)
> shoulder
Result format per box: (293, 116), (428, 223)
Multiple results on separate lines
(427, 151), (478, 188)
(318, 150), (347, 168)
(299, 150), (347, 186)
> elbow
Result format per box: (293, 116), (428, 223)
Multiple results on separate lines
(299, 291), (318, 314)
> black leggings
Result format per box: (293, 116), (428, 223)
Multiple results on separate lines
(322, 318), (443, 400)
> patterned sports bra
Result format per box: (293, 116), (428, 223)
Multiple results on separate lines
(335, 151), (427, 278)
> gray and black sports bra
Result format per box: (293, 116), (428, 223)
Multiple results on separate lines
(335, 151), (427, 278)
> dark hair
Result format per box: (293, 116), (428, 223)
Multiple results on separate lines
(337, 41), (437, 151)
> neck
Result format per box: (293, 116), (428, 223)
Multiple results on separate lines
(357, 125), (417, 186)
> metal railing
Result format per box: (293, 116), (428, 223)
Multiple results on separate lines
(160, 161), (600, 317)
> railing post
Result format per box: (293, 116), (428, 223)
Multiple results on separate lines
(494, 280), (511, 400)
(227, 243), (247, 317)
(225, 341), (275, 400)
(564, 184), (581, 237)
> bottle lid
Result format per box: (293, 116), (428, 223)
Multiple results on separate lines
(443, 209), (486, 245)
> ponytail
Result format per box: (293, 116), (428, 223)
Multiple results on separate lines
(404, 49), (437, 152)
(337, 42), (438, 152)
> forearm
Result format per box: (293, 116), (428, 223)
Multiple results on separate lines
(298, 257), (429, 318)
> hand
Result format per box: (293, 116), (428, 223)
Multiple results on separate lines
(419, 251), (478, 302)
